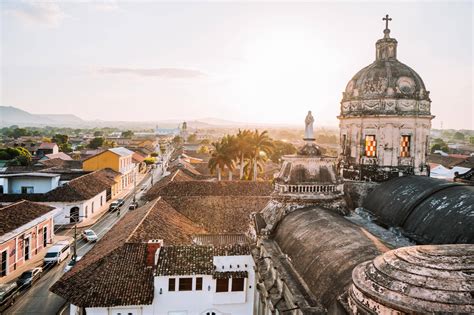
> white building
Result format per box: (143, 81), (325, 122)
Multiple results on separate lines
(0, 173), (60, 194)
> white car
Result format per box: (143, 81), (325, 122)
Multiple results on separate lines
(81, 229), (98, 242)
(64, 256), (82, 272)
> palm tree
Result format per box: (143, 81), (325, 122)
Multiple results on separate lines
(208, 139), (235, 181)
(221, 135), (238, 180)
(248, 130), (274, 181)
(236, 129), (252, 180)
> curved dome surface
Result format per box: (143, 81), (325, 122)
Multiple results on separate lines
(363, 176), (474, 244)
(273, 208), (382, 310)
(350, 244), (474, 314)
(343, 59), (428, 102)
(340, 29), (432, 117)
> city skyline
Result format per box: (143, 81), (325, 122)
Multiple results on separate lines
(1, 1), (473, 129)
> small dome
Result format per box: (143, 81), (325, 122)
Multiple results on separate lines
(350, 244), (474, 314)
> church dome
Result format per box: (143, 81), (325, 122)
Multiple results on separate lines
(340, 17), (431, 117)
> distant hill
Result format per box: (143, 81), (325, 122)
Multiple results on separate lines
(0, 106), (84, 127)
(38, 114), (84, 124)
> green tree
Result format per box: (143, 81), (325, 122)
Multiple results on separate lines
(453, 132), (465, 141)
(52, 134), (69, 145)
(121, 130), (134, 138)
(431, 138), (449, 153)
(208, 140), (235, 181)
(93, 131), (103, 137)
(235, 129), (253, 180)
(469, 136), (474, 145)
(0, 147), (32, 166)
(248, 130), (274, 181)
(88, 137), (105, 149)
(269, 140), (297, 163)
(144, 157), (156, 165)
(172, 136), (184, 146)
(187, 133), (198, 143)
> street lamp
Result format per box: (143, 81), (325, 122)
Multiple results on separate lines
(65, 214), (85, 260)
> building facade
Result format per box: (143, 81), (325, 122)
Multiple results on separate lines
(338, 16), (434, 182)
(0, 201), (56, 278)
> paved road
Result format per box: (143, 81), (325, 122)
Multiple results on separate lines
(5, 164), (167, 315)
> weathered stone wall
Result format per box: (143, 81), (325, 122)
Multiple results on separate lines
(343, 181), (379, 210)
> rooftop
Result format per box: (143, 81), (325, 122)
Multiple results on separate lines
(0, 200), (56, 236)
(156, 244), (251, 276)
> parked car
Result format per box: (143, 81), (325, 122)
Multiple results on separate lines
(109, 201), (120, 212)
(129, 202), (138, 210)
(81, 229), (98, 242)
(43, 241), (70, 264)
(117, 199), (125, 207)
(64, 256), (82, 273)
(0, 282), (19, 312)
(16, 267), (42, 289)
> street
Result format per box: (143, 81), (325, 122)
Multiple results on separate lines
(4, 158), (169, 315)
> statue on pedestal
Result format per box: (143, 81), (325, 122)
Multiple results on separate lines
(304, 111), (315, 141)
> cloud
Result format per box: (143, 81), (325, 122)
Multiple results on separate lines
(5, 1), (66, 27)
(98, 67), (206, 79)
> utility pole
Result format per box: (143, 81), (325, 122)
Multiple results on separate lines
(65, 214), (85, 260)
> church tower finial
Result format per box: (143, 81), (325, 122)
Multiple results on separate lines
(382, 14), (392, 38)
(376, 14), (397, 61)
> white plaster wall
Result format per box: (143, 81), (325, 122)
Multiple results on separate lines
(152, 255), (255, 315)
(7, 176), (59, 194)
(339, 116), (431, 174)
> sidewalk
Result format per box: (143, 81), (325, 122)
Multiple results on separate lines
(1, 234), (73, 284)
(76, 171), (149, 228)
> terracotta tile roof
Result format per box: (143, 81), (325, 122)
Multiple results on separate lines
(51, 197), (208, 307)
(213, 271), (248, 279)
(132, 152), (145, 163)
(164, 196), (269, 234)
(52, 243), (154, 308)
(127, 199), (206, 244)
(44, 152), (73, 160)
(155, 244), (251, 276)
(0, 200), (55, 235)
(193, 234), (249, 246)
(427, 154), (468, 169)
(146, 181), (272, 199)
(39, 158), (83, 169)
(38, 142), (58, 150)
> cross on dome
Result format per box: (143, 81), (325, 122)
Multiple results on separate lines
(383, 14), (392, 30)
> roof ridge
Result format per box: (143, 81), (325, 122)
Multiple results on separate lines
(126, 197), (161, 243)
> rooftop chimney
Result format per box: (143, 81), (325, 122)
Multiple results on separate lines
(146, 239), (163, 267)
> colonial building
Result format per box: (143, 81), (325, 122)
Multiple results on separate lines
(83, 147), (137, 191)
(338, 15), (434, 181)
(0, 169), (120, 226)
(51, 198), (257, 315)
(0, 201), (57, 278)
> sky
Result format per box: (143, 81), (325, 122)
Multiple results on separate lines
(1, 0), (473, 129)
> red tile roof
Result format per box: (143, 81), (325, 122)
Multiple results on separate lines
(0, 201), (55, 236)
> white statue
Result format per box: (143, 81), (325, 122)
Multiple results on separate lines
(304, 110), (315, 140)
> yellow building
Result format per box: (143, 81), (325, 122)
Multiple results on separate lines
(83, 147), (136, 191)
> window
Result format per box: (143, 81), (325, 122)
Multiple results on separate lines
(400, 135), (411, 157)
(231, 278), (245, 292)
(92, 202), (95, 214)
(216, 278), (229, 292)
(168, 278), (175, 291)
(196, 277), (203, 290)
(364, 135), (376, 157)
(100, 196), (103, 206)
(21, 186), (34, 194)
(178, 278), (193, 291)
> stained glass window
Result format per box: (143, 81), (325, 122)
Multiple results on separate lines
(365, 135), (376, 157)
(400, 135), (411, 157)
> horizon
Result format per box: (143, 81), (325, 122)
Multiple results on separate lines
(1, 1), (473, 129)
